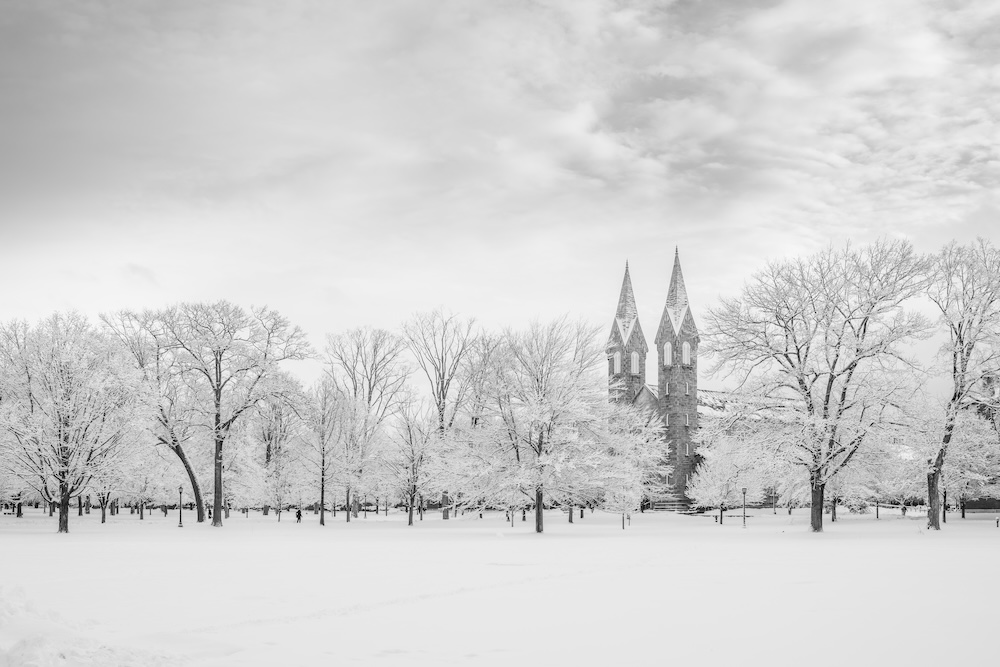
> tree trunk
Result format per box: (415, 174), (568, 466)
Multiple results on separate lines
(346, 489), (351, 523)
(719, 506), (723, 525)
(927, 410), (956, 530)
(319, 477), (326, 527)
(58, 482), (70, 533)
(212, 430), (224, 527)
(810, 483), (824, 533)
(100, 499), (107, 524)
(580, 507), (584, 519)
(408, 490), (415, 526)
(140, 502), (144, 520)
(927, 466), (942, 530)
(534, 487), (544, 533)
(77, 496), (82, 516)
(568, 503), (573, 524)
(830, 496), (837, 523)
(49, 501), (54, 516)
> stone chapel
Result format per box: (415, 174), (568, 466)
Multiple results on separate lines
(606, 249), (700, 510)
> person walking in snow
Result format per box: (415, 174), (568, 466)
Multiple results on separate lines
(295, 509), (302, 523)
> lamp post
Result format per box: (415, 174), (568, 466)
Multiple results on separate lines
(742, 487), (747, 529)
(178, 485), (183, 528)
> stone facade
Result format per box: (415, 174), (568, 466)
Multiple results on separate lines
(607, 249), (700, 508)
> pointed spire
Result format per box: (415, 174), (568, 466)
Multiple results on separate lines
(665, 249), (689, 315)
(656, 248), (696, 343)
(616, 261), (638, 326)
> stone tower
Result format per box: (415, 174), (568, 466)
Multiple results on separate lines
(653, 248), (700, 501)
(606, 262), (648, 404)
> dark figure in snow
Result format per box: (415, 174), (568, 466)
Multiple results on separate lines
(207, 507), (212, 519)
(295, 509), (302, 523)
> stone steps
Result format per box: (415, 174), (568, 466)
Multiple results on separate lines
(651, 497), (691, 513)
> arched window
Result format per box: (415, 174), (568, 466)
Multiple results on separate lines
(664, 342), (673, 366)
(613, 351), (621, 374)
(630, 351), (640, 374)
(682, 341), (691, 365)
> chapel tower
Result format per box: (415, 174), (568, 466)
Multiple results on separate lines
(653, 249), (700, 500)
(606, 262), (648, 404)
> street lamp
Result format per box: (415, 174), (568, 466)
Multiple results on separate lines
(742, 487), (747, 529)
(178, 485), (183, 528)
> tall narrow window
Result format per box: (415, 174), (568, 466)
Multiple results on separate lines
(613, 351), (621, 374)
(665, 382), (669, 395)
(664, 342), (673, 366)
(684, 413), (690, 427)
(665, 413), (669, 427)
(682, 341), (691, 365)
(631, 351), (640, 374)
(685, 441), (690, 455)
(685, 382), (689, 395)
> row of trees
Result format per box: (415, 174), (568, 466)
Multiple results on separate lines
(688, 238), (1000, 532)
(0, 306), (666, 533)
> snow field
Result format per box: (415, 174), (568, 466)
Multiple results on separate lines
(1, 507), (998, 666)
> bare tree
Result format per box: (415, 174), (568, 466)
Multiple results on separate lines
(0, 313), (143, 533)
(402, 309), (475, 432)
(705, 240), (931, 532)
(160, 302), (311, 527)
(925, 239), (1000, 529)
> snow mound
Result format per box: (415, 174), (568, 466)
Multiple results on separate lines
(0, 588), (176, 667)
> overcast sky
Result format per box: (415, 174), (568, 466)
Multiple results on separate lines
(1, 0), (998, 385)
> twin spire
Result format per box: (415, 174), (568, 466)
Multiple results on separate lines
(611, 249), (695, 354)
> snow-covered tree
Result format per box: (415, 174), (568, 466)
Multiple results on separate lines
(402, 309), (475, 432)
(384, 396), (442, 525)
(473, 317), (667, 533)
(159, 301), (311, 527)
(326, 327), (409, 521)
(944, 411), (1000, 512)
(253, 390), (307, 519)
(102, 309), (208, 522)
(924, 238), (1000, 529)
(0, 313), (145, 533)
(705, 240), (931, 532)
(687, 416), (768, 524)
(301, 377), (346, 525)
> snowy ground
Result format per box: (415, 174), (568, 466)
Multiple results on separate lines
(1, 506), (998, 667)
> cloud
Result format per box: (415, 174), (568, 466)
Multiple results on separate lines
(0, 0), (997, 347)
